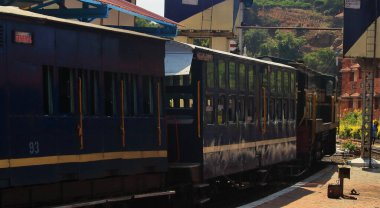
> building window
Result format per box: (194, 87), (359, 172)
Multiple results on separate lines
(349, 72), (354, 81)
(348, 100), (353, 108)
(357, 100), (361, 109)
(375, 98), (380, 109)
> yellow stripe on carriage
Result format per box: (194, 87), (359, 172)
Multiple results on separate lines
(0, 150), (167, 169)
(203, 137), (296, 154)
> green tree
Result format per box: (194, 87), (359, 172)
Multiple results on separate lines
(244, 29), (270, 56)
(135, 17), (160, 28)
(274, 30), (306, 60)
(303, 47), (337, 74)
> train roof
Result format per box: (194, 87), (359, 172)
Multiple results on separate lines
(259, 56), (337, 78)
(0, 6), (167, 41)
(165, 40), (297, 76)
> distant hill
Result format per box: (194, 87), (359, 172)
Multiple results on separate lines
(243, 2), (343, 74)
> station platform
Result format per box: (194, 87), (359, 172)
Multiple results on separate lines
(238, 165), (380, 208)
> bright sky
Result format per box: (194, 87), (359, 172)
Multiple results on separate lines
(136, 0), (165, 16)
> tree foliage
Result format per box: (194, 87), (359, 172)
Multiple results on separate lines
(244, 30), (305, 60)
(303, 48), (337, 74)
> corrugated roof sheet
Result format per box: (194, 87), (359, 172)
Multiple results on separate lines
(94, 0), (179, 26)
(0, 6), (167, 40)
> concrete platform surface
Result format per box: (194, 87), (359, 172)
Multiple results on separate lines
(238, 165), (380, 208)
(348, 158), (380, 168)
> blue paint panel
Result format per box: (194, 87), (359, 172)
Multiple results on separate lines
(344, 0), (379, 55)
(165, 0), (225, 22)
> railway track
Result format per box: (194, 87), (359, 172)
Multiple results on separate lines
(372, 146), (380, 155)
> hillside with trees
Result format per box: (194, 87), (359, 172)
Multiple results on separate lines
(243, 0), (343, 75)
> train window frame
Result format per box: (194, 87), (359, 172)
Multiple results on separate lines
(270, 69), (276, 95)
(290, 72), (295, 96)
(58, 68), (75, 114)
(217, 95), (226, 125)
(89, 70), (99, 115)
(284, 71), (289, 96)
(277, 69), (283, 97)
(276, 99), (282, 121)
(43, 65), (54, 115)
(283, 99), (289, 120)
(78, 69), (88, 115)
(238, 96), (245, 122)
(104, 72), (117, 116)
(205, 95), (215, 124)
(142, 75), (154, 115)
(270, 98), (275, 121)
(218, 60), (226, 89)
(248, 65), (254, 92)
(239, 64), (246, 91)
(247, 97), (254, 123)
(228, 96), (236, 124)
(229, 62), (236, 90)
(206, 61), (215, 89)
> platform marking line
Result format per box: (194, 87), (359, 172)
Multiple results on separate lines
(237, 165), (335, 208)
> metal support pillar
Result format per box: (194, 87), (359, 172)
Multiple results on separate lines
(358, 58), (377, 160)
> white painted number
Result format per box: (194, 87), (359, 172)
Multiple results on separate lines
(29, 141), (40, 154)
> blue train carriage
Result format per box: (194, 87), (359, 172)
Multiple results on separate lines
(0, 6), (167, 207)
(261, 57), (338, 162)
(165, 41), (298, 182)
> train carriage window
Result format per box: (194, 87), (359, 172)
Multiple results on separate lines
(270, 70), (276, 94)
(89, 71), (99, 115)
(229, 62), (236, 90)
(228, 96), (236, 123)
(247, 98), (254, 123)
(283, 100), (289, 120)
(78, 70), (88, 115)
(104, 72), (116, 116)
(43, 65), (54, 115)
(239, 64), (246, 91)
(238, 97), (245, 122)
(217, 96), (226, 124)
(277, 70), (282, 96)
(128, 75), (138, 115)
(58, 68), (74, 114)
(290, 72), (295, 95)
(143, 76), (153, 114)
(218, 60), (226, 89)
(205, 96), (214, 124)
(121, 74), (128, 116)
(270, 98), (275, 121)
(290, 100), (295, 120)
(284, 71), (289, 95)
(277, 99), (282, 120)
(248, 66), (254, 92)
(206, 61), (215, 88)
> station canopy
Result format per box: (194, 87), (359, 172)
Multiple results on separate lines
(0, 0), (179, 37)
